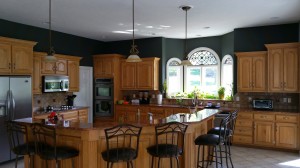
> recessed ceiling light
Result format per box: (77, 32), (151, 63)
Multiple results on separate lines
(125, 29), (138, 32)
(160, 25), (171, 28)
(112, 31), (131, 34)
(156, 27), (163, 30)
(136, 23), (141, 26)
(118, 23), (124, 26)
(203, 27), (210, 29)
(145, 26), (153, 28)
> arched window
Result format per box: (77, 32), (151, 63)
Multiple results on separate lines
(221, 55), (233, 98)
(184, 47), (220, 95)
(166, 58), (183, 97)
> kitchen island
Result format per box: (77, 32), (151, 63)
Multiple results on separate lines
(16, 108), (227, 168)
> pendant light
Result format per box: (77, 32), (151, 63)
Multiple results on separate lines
(44, 0), (57, 62)
(126, 0), (142, 62)
(179, 6), (192, 66)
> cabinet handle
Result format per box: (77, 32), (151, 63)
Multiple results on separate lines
(13, 63), (16, 69)
(8, 63), (11, 69)
(252, 82), (254, 87)
(280, 82), (283, 88)
(283, 82), (286, 87)
(39, 84), (42, 89)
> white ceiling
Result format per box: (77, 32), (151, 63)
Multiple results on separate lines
(0, 0), (299, 42)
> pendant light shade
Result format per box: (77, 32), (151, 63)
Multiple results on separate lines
(45, 0), (57, 62)
(126, 0), (142, 62)
(179, 6), (192, 66)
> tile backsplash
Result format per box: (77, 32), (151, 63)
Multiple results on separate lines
(33, 92), (74, 112)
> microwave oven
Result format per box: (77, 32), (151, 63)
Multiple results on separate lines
(253, 99), (273, 110)
(43, 76), (69, 92)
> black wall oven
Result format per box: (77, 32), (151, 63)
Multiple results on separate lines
(94, 78), (114, 117)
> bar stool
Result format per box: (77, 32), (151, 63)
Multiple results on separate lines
(194, 115), (231, 168)
(101, 124), (142, 168)
(31, 123), (79, 168)
(147, 122), (188, 168)
(207, 110), (238, 168)
(6, 121), (35, 168)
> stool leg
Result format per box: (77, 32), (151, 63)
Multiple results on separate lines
(110, 162), (114, 168)
(196, 146), (200, 168)
(224, 142), (229, 168)
(14, 155), (18, 168)
(214, 146), (218, 168)
(106, 161), (109, 168)
(158, 157), (161, 168)
(170, 157), (173, 168)
(151, 156), (154, 168)
(228, 138), (234, 168)
(130, 161), (134, 168)
(175, 157), (179, 168)
(202, 145), (205, 168)
(72, 158), (75, 168)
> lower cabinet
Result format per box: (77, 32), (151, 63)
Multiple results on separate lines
(233, 111), (299, 150)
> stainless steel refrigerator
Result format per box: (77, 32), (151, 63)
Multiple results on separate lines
(0, 76), (32, 163)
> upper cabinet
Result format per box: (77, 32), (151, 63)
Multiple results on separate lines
(93, 54), (125, 78)
(266, 43), (299, 92)
(33, 52), (81, 94)
(0, 37), (36, 75)
(236, 51), (267, 92)
(41, 58), (67, 75)
(121, 57), (160, 90)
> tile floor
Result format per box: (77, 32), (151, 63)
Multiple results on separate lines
(0, 146), (299, 168)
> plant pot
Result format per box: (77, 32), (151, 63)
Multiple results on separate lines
(67, 100), (74, 106)
(219, 94), (224, 100)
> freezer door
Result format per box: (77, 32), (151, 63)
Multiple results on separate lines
(0, 77), (11, 162)
(10, 77), (32, 120)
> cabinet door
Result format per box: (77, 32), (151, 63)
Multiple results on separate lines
(238, 57), (252, 92)
(252, 56), (266, 92)
(78, 109), (88, 123)
(254, 121), (275, 146)
(126, 111), (137, 123)
(283, 48), (298, 92)
(268, 49), (284, 92)
(136, 61), (153, 89)
(12, 45), (33, 74)
(68, 60), (80, 92)
(93, 58), (103, 77)
(121, 62), (136, 89)
(33, 56), (42, 94)
(41, 61), (56, 74)
(102, 58), (114, 77)
(55, 59), (67, 75)
(0, 43), (11, 74)
(276, 123), (298, 149)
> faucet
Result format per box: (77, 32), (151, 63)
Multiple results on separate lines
(192, 92), (198, 107)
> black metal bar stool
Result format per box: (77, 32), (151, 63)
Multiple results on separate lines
(147, 121), (188, 168)
(101, 124), (142, 168)
(31, 123), (79, 168)
(6, 121), (35, 168)
(207, 110), (238, 168)
(194, 115), (231, 168)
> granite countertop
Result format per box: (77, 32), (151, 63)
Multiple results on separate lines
(34, 106), (89, 116)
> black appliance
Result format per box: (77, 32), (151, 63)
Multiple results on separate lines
(253, 99), (273, 110)
(94, 78), (114, 117)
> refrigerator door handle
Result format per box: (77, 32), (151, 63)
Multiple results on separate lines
(5, 90), (10, 119)
(10, 90), (15, 120)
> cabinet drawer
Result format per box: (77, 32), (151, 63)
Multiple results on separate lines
(254, 114), (275, 121)
(235, 127), (253, 136)
(238, 113), (253, 119)
(233, 135), (252, 144)
(276, 115), (298, 123)
(236, 120), (253, 127)
(78, 109), (88, 116)
(62, 111), (78, 119)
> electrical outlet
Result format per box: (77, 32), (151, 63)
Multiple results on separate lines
(288, 98), (291, 103)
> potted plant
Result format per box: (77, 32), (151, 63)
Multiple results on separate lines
(218, 87), (225, 100)
(66, 94), (77, 106)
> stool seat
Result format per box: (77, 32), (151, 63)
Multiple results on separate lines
(207, 127), (232, 136)
(147, 144), (183, 157)
(38, 145), (79, 160)
(194, 134), (221, 146)
(102, 147), (137, 162)
(12, 142), (35, 156)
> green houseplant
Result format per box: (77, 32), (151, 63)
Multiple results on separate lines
(218, 87), (225, 100)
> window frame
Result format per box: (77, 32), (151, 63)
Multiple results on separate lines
(166, 58), (183, 97)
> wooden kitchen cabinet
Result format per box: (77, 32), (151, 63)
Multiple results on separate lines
(67, 57), (81, 92)
(254, 121), (275, 146)
(0, 37), (36, 75)
(275, 123), (298, 149)
(41, 58), (67, 75)
(33, 52), (43, 94)
(78, 109), (88, 123)
(121, 57), (160, 90)
(233, 111), (254, 144)
(266, 43), (298, 92)
(93, 54), (124, 78)
(236, 51), (267, 92)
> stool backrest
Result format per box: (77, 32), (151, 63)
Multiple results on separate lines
(229, 110), (238, 135)
(218, 115), (231, 142)
(6, 121), (29, 154)
(104, 124), (142, 160)
(154, 122), (188, 155)
(31, 123), (57, 159)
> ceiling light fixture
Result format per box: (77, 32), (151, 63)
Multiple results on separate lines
(179, 6), (192, 66)
(126, 0), (142, 62)
(44, 0), (57, 62)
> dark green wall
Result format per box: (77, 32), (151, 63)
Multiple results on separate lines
(234, 23), (299, 52)
(299, 22), (300, 41)
(221, 32), (234, 59)
(0, 19), (104, 66)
